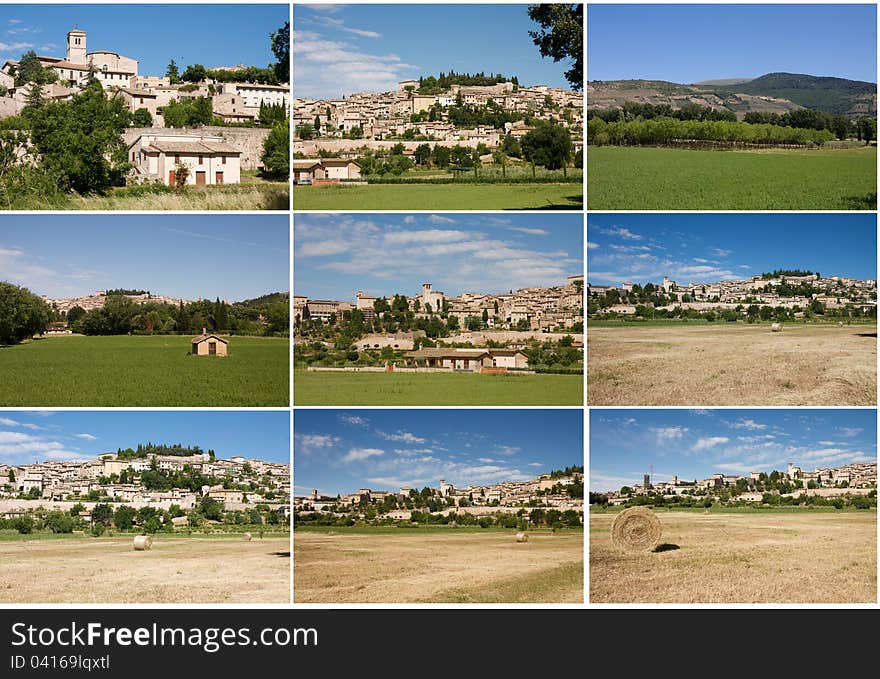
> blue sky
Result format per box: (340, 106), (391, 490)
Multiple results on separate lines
(587, 213), (877, 286)
(590, 409), (877, 492)
(294, 213), (583, 301)
(294, 3), (575, 98)
(0, 4), (287, 75)
(0, 215), (289, 300)
(293, 409), (583, 496)
(588, 4), (877, 83)
(0, 410), (290, 466)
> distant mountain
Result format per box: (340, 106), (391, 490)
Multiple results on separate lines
(713, 72), (876, 117)
(588, 72), (877, 119)
(692, 78), (754, 87)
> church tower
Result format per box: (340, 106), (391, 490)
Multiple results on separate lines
(67, 29), (87, 65)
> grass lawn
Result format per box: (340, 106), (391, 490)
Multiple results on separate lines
(587, 145), (876, 209)
(293, 370), (583, 405)
(0, 335), (289, 406)
(293, 183), (583, 210)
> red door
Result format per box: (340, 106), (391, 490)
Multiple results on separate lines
(168, 170), (175, 185)
(196, 171), (206, 186)
(215, 171), (224, 184)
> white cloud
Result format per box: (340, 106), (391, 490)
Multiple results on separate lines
(427, 215), (456, 225)
(495, 445), (520, 456)
(384, 229), (473, 244)
(0, 40), (33, 52)
(293, 29), (417, 99)
(74, 433), (97, 440)
(342, 447), (385, 463)
(731, 418), (767, 431)
(378, 430), (426, 444)
(509, 227), (548, 236)
(712, 248), (732, 257)
(295, 434), (340, 453)
(338, 414), (369, 426)
(586, 242), (599, 250)
(651, 426), (687, 442)
(692, 436), (729, 452)
(528, 462), (543, 467)
(298, 239), (351, 257)
(839, 427), (864, 438)
(599, 226), (642, 241)
(0, 430), (81, 463)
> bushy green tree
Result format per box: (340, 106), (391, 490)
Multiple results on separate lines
(0, 282), (50, 344)
(262, 119), (289, 179)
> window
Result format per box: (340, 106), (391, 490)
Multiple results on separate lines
(222, 156), (226, 165)
(198, 155), (203, 164)
(174, 154), (180, 163)
(139, 98), (143, 104)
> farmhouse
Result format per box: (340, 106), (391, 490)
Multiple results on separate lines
(292, 158), (361, 184)
(191, 330), (228, 357)
(405, 348), (529, 370)
(128, 133), (242, 185)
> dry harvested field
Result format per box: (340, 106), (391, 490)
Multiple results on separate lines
(590, 511), (877, 603)
(587, 323), (877, 405)
(0, 536), (290, 603)
(294, 530), (583, 603)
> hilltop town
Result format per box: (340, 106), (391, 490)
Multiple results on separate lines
(294, 467), (584, 527)
(294, 77), (581, 147)
(296, 276), (584, 334)
(0, 24), (289, 196)
(294, 277), (584, 372)
(45, 290), (193, 315)
(0, 447), (290, 527)
(594, 462), (877, 507)
(589, 271), (877, 319)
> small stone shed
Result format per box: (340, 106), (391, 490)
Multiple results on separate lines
(191, 330), (228, 357)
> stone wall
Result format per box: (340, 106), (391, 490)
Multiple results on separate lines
(0, 98), (24, 119)
(124, 125), (270, 170)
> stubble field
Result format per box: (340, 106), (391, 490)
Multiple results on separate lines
(0, 335), (290, 406)
(0, 536), (290, 603)
(294, 529), (583, 603)
(293, 370), (583, 405)
(587, 323), (877, 405)
(590, 510), (876, 603)
(587, 146), (877, 210)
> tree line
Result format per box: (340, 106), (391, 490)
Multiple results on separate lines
(588, 116), (836, 147)
(416, 71), (517, 95)
(66, 294), (289, 337)
(0, 282), (50, 344)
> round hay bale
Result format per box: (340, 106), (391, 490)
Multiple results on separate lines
(515, 531), (528, 543)
(611, 507), (661, 552)
(243, 532), (252, 542)
(132, 535), (153, 551)
(771, 322), (782, 332)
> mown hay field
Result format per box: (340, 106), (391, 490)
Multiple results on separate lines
(293, 183), (583, 210)
(587, 146), (876, 209)
(294, 528), (583, 603)
(590, 510), (876, 603)
(0, 335), (289, 406)
(293, 370), (583, 405)
(587, 323), (876, 406)
(0, 535), (290, 603)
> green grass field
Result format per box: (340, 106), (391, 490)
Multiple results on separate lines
(0, 335), (289, 406)
(293, 183), (583, 210)
(587, 145), (877, 209)
(293, 370), (583, 405)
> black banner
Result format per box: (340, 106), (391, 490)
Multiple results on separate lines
(0, 608), (875, 674)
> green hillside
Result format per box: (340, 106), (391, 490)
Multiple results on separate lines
(716, 72), (876, 116)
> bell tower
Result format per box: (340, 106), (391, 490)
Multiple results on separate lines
(67, 29), (87, 65)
